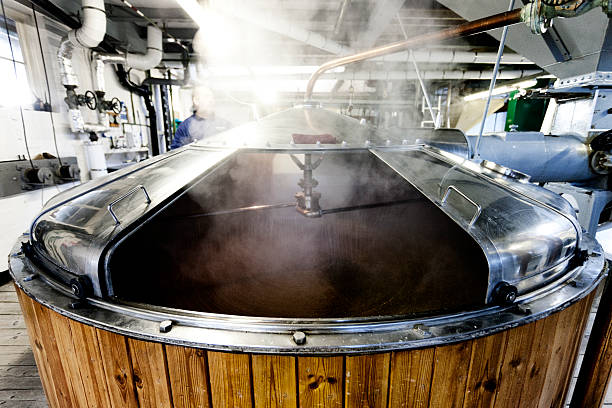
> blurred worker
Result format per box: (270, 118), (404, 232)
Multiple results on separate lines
(170, 86), (231, 149)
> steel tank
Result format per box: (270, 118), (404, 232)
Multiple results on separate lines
(9, 105), (606, 407)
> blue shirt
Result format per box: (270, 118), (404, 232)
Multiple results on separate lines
(170, 114), (232, 149)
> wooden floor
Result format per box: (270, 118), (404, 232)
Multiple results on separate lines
(0, 280), (610, 408)
(0, 281), (46, 408)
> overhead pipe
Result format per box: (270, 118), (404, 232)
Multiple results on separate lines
(57, 0), (106, 88)
(377, 49), (533, 64)
(207, 69), (541, 81)
(212, 1), (533, 66)
(126, 25), (163, 71)
(90, 25), (162, 129)
(304, 0), (609, 98)
(212, 0), (353, 55)
(93, 25), (163, 88)
(305, 9), (524, 99)
(333, 0), (351, 36)
(142, 43), (191, 86)
(473, 0), (516, 160)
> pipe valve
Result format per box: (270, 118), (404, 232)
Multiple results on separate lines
(521, 0), (608, 34)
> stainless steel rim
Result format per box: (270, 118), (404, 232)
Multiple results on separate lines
(9, 234), (607, 354)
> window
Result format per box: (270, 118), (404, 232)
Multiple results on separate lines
(0, 15), (34, 107)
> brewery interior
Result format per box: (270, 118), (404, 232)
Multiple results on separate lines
(0, 0), (611, 407)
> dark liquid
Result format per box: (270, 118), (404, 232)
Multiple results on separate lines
(109, 152), (488, 318)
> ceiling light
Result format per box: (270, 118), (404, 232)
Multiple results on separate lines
(177, 0), (206, 27)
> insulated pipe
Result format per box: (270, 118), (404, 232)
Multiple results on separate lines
(214, 1), (352, 55)
(67, 0), (106, 48)
(57, 0), (106, 88)
(93, 25), (162, 88)
(57, 0), (107, 133)
(126, 25), (163, 71)
(465, 133), (595, 182)
(207, 69), (541, 81)
(305, 9), (523, 99)
(213, 1), (533, 65)
(377, 50), (533, 64)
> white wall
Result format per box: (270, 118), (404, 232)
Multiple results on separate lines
(0, 1), (150, 163)
(0, 0), (151, 267)
(0, 182), (78, 271)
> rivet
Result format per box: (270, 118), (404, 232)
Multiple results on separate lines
(160, 320), (173, 333)
(292, 331), (306, 345)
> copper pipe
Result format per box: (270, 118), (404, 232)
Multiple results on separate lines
(305, 9), (523, 100)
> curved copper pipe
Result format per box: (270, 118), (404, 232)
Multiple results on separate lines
(305, 9), (523, 100)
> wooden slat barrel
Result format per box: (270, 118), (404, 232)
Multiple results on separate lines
(15, 285), (595, 408)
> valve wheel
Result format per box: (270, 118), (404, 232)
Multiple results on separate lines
(110, 97), (121, 114)
(84, 90), (98, 111)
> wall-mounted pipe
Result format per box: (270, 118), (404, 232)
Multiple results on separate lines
(115, 65), (160, 156)
(90, 25), (162, 130)
(57, 0), (108, 133)
(57, 0), (106, 88)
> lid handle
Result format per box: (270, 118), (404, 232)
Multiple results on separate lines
(441, 185), (482, 228)
(107, 185), (152, 225)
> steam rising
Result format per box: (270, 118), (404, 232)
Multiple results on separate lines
(108, 151), (489, 318)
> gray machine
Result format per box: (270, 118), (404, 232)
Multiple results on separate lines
(438, 1), (612, 234)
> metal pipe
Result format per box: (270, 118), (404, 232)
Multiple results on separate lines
(465, 133), (594, 182)
(333, 0), (351, 36)
(396, 12), (436, 126)
(473, 0), (516, 159)
(115, 65), (160, 156)
(57, 0), (108, 133)
(304, 8), (523, 100)
(377, 49), (533, 64)
(209, 69), (541, 82)
(411, 51), (437, 126)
